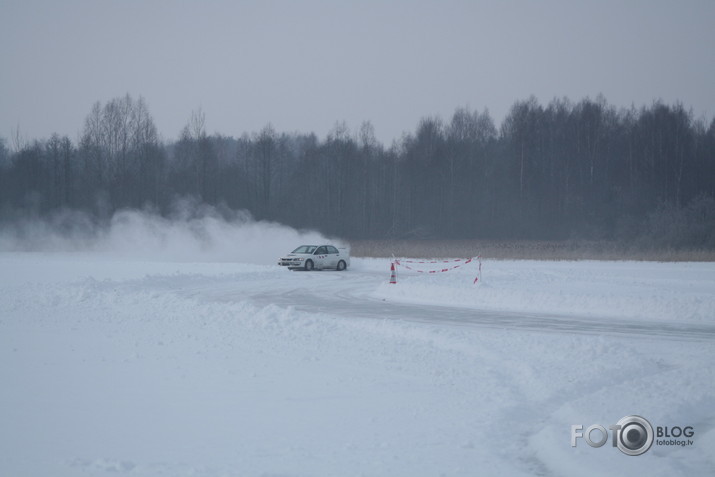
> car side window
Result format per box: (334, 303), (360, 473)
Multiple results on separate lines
(315, 246), (327, 255)
(327, 246), (338, 254)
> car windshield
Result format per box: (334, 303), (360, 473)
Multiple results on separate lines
(292, 245), (317, 254)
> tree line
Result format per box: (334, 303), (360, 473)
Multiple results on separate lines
(1, 94), (714, 248)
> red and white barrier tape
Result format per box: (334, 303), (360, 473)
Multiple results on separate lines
(397, 258), (473, 264)
(393, 256), (482, 283)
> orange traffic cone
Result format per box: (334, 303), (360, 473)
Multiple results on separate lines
(389, 262), (397, 284)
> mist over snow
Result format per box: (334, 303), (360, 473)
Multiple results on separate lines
(0, 198), (337, 264)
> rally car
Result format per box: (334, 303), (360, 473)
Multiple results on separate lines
(278, 245), (350, 271)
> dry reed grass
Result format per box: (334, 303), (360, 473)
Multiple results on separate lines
(348, 240), (715, 262)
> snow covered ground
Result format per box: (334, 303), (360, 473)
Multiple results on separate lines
(1, 230), (714, 476)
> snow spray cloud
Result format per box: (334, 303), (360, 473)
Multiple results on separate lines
(0, 198), (338, 264)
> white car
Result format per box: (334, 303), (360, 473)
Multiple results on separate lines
(278, 245), (350, 271)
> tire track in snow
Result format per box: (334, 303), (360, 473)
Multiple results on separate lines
(185, 269), (715, 342)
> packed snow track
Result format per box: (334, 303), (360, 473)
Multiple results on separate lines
(186, 266), (715, 342)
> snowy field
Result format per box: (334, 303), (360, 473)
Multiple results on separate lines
(1, 215), (714, 476)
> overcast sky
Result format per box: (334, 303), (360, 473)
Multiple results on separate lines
(2, 0), (714, 146)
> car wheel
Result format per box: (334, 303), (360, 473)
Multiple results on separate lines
(336, 260), (346, 271)
(304, 259), (314, 271)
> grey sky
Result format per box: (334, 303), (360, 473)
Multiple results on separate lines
(2, 0), (714, 146)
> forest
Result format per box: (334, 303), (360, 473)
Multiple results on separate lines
(1, 94), (714, 249)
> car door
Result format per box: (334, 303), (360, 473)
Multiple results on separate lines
(313, 246), (328, 269)
(325, 246), (340, 269)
